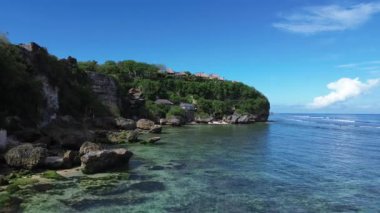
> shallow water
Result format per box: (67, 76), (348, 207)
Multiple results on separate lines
(23, 114), (380, 212)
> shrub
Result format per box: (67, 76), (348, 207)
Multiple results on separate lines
(166, 106), (186, 118)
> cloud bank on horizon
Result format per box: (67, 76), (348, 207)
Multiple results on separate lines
(273, 2), (380, 34)
(308, 78), (380, 109)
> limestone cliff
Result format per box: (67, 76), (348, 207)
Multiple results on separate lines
(88, 72), (121, 116)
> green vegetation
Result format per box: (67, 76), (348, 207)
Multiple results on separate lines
(0, 40), (109, 128)
(9, 177), (39, 186)
(0, 41), (44, 126)
(0, 39), (269, 128)
(40, 170), (66, 180)
(166, 106), (186, 118)
(0, 192), (12, 206)
(79, 59), (270, 120)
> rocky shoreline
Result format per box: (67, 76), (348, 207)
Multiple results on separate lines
(0, 114), (266, 211)
(0, 40), (269, 211)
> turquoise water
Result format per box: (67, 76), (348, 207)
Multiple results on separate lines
(23, 114), (380, 212)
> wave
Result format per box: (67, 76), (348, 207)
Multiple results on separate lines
(291, 116), (356, 123)
(330, 119), (356, 123)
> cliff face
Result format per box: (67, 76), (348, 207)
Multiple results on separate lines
(0, 41), (110, 129)
(88, 72), (120, 116)
(0, 41), (270, 130)
(36, 75), (59, 126)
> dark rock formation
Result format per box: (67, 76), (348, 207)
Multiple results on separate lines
(149, 125), (162, 133)
(88, 72), (121, 116)
(85, 117), (116, 129)
(136, 119), (155, 130)
(115, 117), (136, 130)
(36, 75), (59, 126)
(4, 143), (47, 169)
(127, 130), (139, 142)
(12, 128), (42, 142)
(147, 137), (160, 144)
(0, 130), (7, 151)
(44, 156), (64, 169)
(166, 116), (182, 126)
(63, 150), (81, 168)
(85, 117), (136, 130)
(223, 113), (256, 124)
(80, 148), (133, 174)
(79, 142), (102, 156)
(195, 115), (214, 123)
(41, 117), (94, 149)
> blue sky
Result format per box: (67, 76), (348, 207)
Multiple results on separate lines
(1, 0), (380, 113)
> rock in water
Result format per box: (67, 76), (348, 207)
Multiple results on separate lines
(127, 130), (139, 142)
(149, 125), (162, 133)
(147, 137), (161, 144)
(115, 117), (136, 130)
(4, 143), (47, 169)
(79, 142), (102, 156)
(167, 117), (182, 126)
(80, 148), (133, 174)
(136, 119), (155, 130)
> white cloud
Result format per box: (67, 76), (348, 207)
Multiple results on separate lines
(308, 77), (380, 108)
(337, 60), (380, 69)
(337, 61), (380, 74)
(273, 2), (380, 34)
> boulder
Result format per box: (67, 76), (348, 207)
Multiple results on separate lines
(223, 114), (239, 124)
(79, 142), (102, 156)
(128, 88), (143, 100)
(63, 150), (81, 168)
(149, 125), (162, 134)
(115, 117), (136, 130)
(237, 115), (250, 124)
(4, 143), (47, 169)
(127, 130), (139, 142)
(137, 119), (155, 130)
(167, 117), (182, 126)
(195, 115), (214, 123)
(105, 131), (127, 143)
(223, 114), (256, 124)
(147, 137), (161, 144)
(159, 118), (167, 125)
(80, 148), (133, 174)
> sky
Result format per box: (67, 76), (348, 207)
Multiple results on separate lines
(1, 0), (380, 113)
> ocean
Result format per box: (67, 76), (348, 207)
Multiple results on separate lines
(23, 114), (380, 212)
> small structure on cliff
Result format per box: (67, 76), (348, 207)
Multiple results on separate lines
(155, 99), (174, 105)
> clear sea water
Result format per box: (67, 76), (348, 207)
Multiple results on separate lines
(23, 114), (380, 212)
